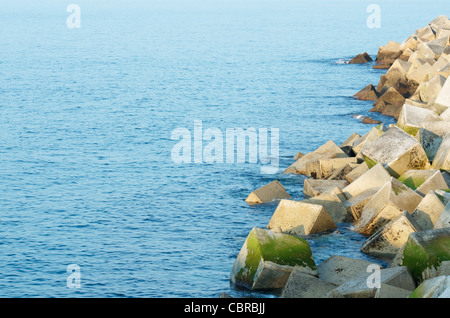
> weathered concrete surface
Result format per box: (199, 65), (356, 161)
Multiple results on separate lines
(401, 227), (450, 284)
(409, 275), (450, 298)
(351, 126), (385, 155)
(435, 201), (450, 229)
(432, 132), (450, 170)
(419, 121), (450, 161)
(398, 169), (448, 196)
(354, 177), (423, 236)
(343, 187), (380, 221)
(361, 211), (420, 261)
(283, 140), (347, 175)
(317, 255), (375, 286)
(411, 191), (447, 230)
(370, 88), (405, 116)
(245, 180), (292, 205)
(303, 179), (349, 198)
(353, 84), (379, 101)
(267, 199), (337, 235)
(230, 227), (317, 290)
(342, 163), (391, 200)
(345, 162), (369, 183)
(302, 188), (352, 223)
(281, 270), (336, 298)
(361, 126), (430, 178)
(306, 157), (358, 180)
(397, 104), (440, 136)
(349, 52), (373, 64)
(418, 75), (447, 103)
(374, 283), (413, 298)
(327, 266), (416, 298)
(340, 132), (361, 156)
(434, 73), (450, 113)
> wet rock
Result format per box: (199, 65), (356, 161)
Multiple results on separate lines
(230, 227), (317, 290)
(245, 180), (292, 205)
(370, 88), (406, 119)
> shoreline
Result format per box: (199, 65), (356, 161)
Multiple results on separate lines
(227, 15), (450, 298)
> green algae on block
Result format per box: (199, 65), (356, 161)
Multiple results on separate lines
(363, 155), (378, 169)
(401, 228), (450, 285)
(230, 227), (317, 290)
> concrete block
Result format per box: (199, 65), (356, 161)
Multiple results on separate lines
(432, 132), (450, 170)
(397, 104), (440, 136)
(317, 255), (375, 286)
(281, 270), (336, 298)
(361, 126), (430, 178)
(230, 227), (317, 290)
(303, 178), (349, 198)
(401, 227), (450, 284)
(343, 187), (380, 221)
(245, 180), (292, 205)
(342, 163), (391, 199)
(361, 211), (420, 261)
(354, 177), (423, 236)
(283, 140), (347, 175)
(411, 190), (447, 230)
(267, 199), (337, 235)
(398, 169), (448, 196)
(419, 121), (450, 161)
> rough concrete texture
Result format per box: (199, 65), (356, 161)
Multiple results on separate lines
(432, 132), (450, 170)
(230, 227), (317, 290)
(267, 199), (337, 235)
(401, 227), (450, 284)
(342, 163), (391, 200)
(281, 270), (336, 298)
(317, 255), (376, 286)
(303, 178), (349, 198)
(354, 177), (423, 236)
(411, 190), (446, 230)
(361, 126), (430, 178)
(245, 180), (292, 205)
(361, 211), (420, 261)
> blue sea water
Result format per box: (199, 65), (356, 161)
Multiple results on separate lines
(0, 0), (448, 298)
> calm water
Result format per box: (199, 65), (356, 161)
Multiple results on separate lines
(0, 0), (447, 298)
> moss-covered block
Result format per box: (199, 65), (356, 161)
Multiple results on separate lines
(401, 228), (450, 285)
(230, 227), (317, 290)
